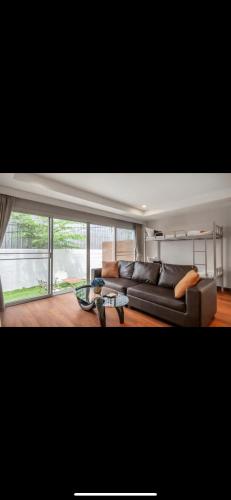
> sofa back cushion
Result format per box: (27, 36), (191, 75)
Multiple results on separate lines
(158, 263), (198, 289)
(102, 261), (119, 278)
(132, 261), (161, 285)
(118, 260), (135, 279)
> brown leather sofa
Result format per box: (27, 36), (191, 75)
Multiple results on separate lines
(91, 260), (217, 327)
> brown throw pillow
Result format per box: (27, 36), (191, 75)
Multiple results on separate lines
(174, 270), (200, 299)
(102, 261), (119, 278)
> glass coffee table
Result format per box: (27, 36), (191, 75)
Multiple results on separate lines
(75, 285), (129, 327)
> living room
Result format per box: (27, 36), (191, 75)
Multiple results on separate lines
(0, 172), (231, 328)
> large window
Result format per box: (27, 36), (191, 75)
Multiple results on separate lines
(1, 211), (136, 305)
(0, 212), (50, 304)
(116, 228), (135, 261)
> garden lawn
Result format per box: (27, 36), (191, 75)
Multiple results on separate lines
(4, 280), (86, 303)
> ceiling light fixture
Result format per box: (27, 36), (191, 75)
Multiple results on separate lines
(141, 204), (147, 209)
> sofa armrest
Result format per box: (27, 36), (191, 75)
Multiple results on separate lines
(91, 268), (102, 280)
(186, 279), (217, 327)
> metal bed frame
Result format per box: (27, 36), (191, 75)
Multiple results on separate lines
(144, 222), (224, 291)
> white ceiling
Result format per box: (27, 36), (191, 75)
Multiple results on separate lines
(0, 172), (231, 222)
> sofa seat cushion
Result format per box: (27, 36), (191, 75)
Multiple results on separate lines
(127, 283), (186, 312)
(103, 278), (140, 294)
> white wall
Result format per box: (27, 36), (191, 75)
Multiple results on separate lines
(0, 249), (102, 291)
(53, 249), (87, 281)
(146, 205), (231, 288)
(0, 249), (49, 291)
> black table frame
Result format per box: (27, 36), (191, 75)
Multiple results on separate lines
(75, 285), (127, 327)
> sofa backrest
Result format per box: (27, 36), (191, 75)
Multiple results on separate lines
(118, 260), (135, 279)
(158, 263), (198, 289)
(117, 261), (198, 289)
(131, 261), (161, 285)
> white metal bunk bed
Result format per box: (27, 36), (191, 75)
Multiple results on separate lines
(144, 222), (224, 290)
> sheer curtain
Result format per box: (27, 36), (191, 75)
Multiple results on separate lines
(0, 195), (15, 314)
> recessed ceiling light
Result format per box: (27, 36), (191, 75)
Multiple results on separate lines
(141, 204), (147, 209)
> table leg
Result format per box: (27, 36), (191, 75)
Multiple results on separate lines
(96, 300), (106, 327)
(116, 306), (124, 324)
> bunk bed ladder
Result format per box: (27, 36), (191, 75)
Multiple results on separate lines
(193, 239), (208, 277)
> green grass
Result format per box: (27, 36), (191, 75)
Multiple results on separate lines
(4, 280), (87, 303)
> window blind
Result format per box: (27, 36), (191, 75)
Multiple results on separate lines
(14, 198), (136, 230)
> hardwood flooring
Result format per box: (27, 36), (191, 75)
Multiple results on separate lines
(1, 290), (231, 328)
(210, 290), (231, 327)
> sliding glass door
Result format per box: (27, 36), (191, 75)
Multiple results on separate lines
(1, 212), (136, 305)
(52, 219), (87, 293)
(0, 212), (50, 304)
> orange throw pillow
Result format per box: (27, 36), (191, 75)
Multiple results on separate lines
(102, 261), (119, 278)
(174, 270), (200, 299)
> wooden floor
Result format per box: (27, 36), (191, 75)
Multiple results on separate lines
(1, 290), (231, 328)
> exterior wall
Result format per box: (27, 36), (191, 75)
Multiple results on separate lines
(146, 205), (231, 288)
(102, 240), (135, 261)
(0, 249), (49, 291)
(101, 241), (113, 262)
(53, 249), (88, 281)
(0, 249), (101, 291)
(116, 240), (135, 261)
(0, 240), (136, 292)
